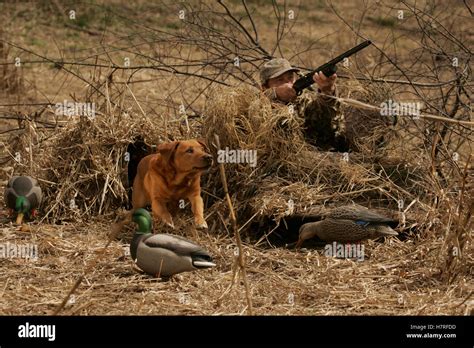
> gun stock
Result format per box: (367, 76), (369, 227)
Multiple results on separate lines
(293, 40), (372, 95)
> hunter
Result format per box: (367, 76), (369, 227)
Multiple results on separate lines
(260, 58), (350, 152)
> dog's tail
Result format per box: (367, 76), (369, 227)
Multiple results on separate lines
(109, 210), (134, 239)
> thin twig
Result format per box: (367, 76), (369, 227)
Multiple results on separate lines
(52, 223), (122, 315)
(214, 134), (253, 315)
(333, 96), (474, 126)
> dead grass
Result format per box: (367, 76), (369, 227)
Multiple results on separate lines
(0, 82), (471, 316)
(0, 218), (472, 315)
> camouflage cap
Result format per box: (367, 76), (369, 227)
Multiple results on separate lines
(260, 58), (299, 85)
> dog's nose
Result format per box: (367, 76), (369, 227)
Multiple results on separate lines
(203, 154), (213, 163)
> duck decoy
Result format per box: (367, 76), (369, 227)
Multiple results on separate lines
(130, 208), (216, 277)
(296, 204), (398, 248)
(4, 176), (42, 224)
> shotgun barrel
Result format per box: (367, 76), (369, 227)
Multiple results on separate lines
(293, 40), (372, 94)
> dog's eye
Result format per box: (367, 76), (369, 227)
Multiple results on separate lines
(186, 148), (194, 153)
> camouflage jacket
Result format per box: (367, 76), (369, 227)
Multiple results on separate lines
(264, 87), (349, 152)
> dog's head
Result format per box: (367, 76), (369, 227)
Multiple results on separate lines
(157, 139), (213, 174)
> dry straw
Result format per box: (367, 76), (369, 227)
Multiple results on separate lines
(202, 83), (427, 228)
(1, 78), (471, 315)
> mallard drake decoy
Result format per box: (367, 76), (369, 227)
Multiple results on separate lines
(296, 204), (398, 248)
(4, 176), (42, 224)
(130, 208), (216, 277)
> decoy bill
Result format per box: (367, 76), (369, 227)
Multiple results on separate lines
(130, 208), (216, 277)
(297, 204), (398, 248)
(4, 176), (42, 225)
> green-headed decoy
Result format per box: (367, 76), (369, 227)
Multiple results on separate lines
(297, 204), (398, 248)
(130, 208), (216, 277)
(4, 176), (42, 224)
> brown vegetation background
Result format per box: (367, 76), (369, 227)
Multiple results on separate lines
(0, 0), (472, 315)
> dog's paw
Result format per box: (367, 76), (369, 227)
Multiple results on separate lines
(196, 221), (208, 229)
(166, 221), (175, 229)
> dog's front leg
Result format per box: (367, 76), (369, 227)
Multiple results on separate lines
(151, 198), (175, 230)
(188, 194), (207, 229)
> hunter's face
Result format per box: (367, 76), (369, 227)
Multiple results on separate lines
(267, 71), (297, 88)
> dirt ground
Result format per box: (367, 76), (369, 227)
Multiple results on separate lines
(0, 218), (470, 315)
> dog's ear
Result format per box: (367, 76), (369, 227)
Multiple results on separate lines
(158, 141), (180, 165)
(197, 138), (209, 152)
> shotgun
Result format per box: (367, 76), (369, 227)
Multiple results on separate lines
(293, 40), (372, 95)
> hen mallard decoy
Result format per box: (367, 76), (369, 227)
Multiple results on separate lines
(4, 176), (42, 224)
(296, 204), (398, 248)
(130, 208), (216, 277)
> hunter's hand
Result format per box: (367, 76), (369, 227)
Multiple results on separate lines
(313, 71), (337, 94)
(275, 83), (297, 103)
